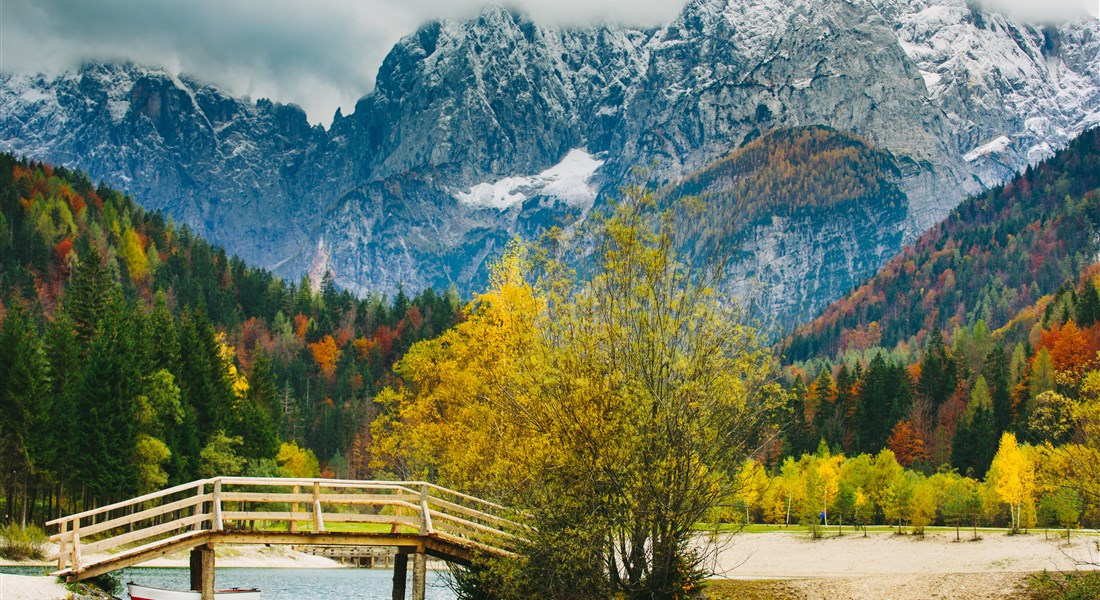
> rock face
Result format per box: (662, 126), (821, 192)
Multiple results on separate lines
(1, 0), (1097, 330)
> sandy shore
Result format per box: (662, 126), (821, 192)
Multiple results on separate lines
(703, 529), (1099, 599)
(708, 530), (1099, 577)
(0, 573), (71, 600)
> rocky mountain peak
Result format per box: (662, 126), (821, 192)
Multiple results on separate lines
(1, 0), (1097, 331)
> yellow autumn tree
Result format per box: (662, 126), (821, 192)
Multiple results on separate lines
(371, 188), (782, 598)
(732, 459), (770, 525)
(276, 441), (321, 478)
(987, 432), (1036, 533)
(1048, 369), (1100, 504)
(804, 451), (843, 528)
(119, 227), (148, 281)
(369, 241), (550, 494)
(215, 331), (249, 398)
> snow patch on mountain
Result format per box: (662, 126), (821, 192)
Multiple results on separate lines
(455, 149), (604, 210)
(963, 135), (1011, 161)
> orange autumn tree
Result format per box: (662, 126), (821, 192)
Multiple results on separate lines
(309, 334), (341, 379)
(887, 420), (927, 468)
(1042, 320), (1098, 379)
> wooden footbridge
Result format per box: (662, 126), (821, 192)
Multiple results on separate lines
(46, 477), (528, 600)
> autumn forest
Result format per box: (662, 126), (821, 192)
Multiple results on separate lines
(1, 124), (1100, 597)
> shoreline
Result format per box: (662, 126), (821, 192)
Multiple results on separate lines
(1, 544), (346, 570)
(3, 542), (455, 571)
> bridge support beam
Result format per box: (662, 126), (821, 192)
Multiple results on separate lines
(392, 551), (408, 600)
(412, 549), (426, 600)
(190, 543), (215, 600)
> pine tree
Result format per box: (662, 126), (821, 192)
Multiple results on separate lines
(1076, 279), (1100, 328)
(45, 312), (81, 493)
(177, 309), (235, 445)
(0, 304), (51, 513)
(146, 291), (180, 372)
(982, 345), (1012, 435)
(786, 376), (812, 456)
(858, 354), (890, 454)
(66, 248), (113, 344)
(237, 353), (279, 461)
(918, 329), (957, 411)
(73, 294), (141, 500)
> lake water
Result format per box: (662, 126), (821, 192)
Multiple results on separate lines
(0, 566), (459, 599)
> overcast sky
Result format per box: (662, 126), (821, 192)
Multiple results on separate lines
(1, 0), (1096, 127)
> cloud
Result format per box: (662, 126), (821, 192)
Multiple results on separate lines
(979, 0), (1098, 23)
(0, 0), (684, 126)
(1, 0), (1095, 126)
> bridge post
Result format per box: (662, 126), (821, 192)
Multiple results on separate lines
(212, 480), (224, 531)
(412, 549), (427, 600)
(190, 543), (215, 600)
(57, 519), (68, 572)
(289, 485), (299, 533)
(392, 551), (408, 600)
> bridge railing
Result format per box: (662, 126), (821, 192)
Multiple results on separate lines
(47, 477), (529, 576)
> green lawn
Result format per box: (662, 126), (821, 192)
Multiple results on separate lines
(696, 522), (1100, 538)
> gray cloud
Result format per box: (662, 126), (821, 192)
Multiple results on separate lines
(1, 0), (1095, 127)
(0, 0), (685, 125)
(980, 0), (1098, 23)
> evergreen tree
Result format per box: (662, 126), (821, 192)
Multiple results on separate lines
(810, 366), (837, 447)
(176, 309), (235, 445)
(0, 304), (51, 512)
(858, 354), (890, 454)
(45, 313), (81, 492)
(953, 377), (997, 477)
(1076, 279), (1100, 328)
(786, 376), (812, 456)
(835, 364), (859, 453)
(145, 291), (180, 372)
(984, 345), (1013, 434)
(236, 353), (280, 461)
(918, 329), (957, 411)
(67, 248), (113, 344)
(73, 294), (141, 500)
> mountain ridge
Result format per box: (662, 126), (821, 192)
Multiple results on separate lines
(1, 0), (1097, 329)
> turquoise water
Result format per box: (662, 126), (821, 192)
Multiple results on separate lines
(0, 566), (459, 599)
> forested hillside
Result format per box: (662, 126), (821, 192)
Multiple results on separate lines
(0, 154), (461, 520)
(672, 125), (905, 218)
(785, 126), (1100, 361)
(664, 126), (909, 327)
(775, 127), (1100, 480)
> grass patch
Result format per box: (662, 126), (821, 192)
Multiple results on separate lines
(0, 523), (48, 561)
(704, 579), (801, 599)
(1028, 570), (1100, 600)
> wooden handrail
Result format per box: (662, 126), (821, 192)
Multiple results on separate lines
(46, 479), (212, 526)
(49, 477), (528, 578)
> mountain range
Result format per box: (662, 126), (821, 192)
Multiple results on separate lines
(1, 0), (1097, 329)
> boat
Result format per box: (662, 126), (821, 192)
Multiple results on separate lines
(128, 582), (261, 599)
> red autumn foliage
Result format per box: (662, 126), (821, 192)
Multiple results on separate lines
(887, 420), (928, 468)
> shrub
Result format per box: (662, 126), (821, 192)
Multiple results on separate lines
(84, 572), (123, 596)
(1029, 570), (1100, 600)
(0, 523), (48, 561)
